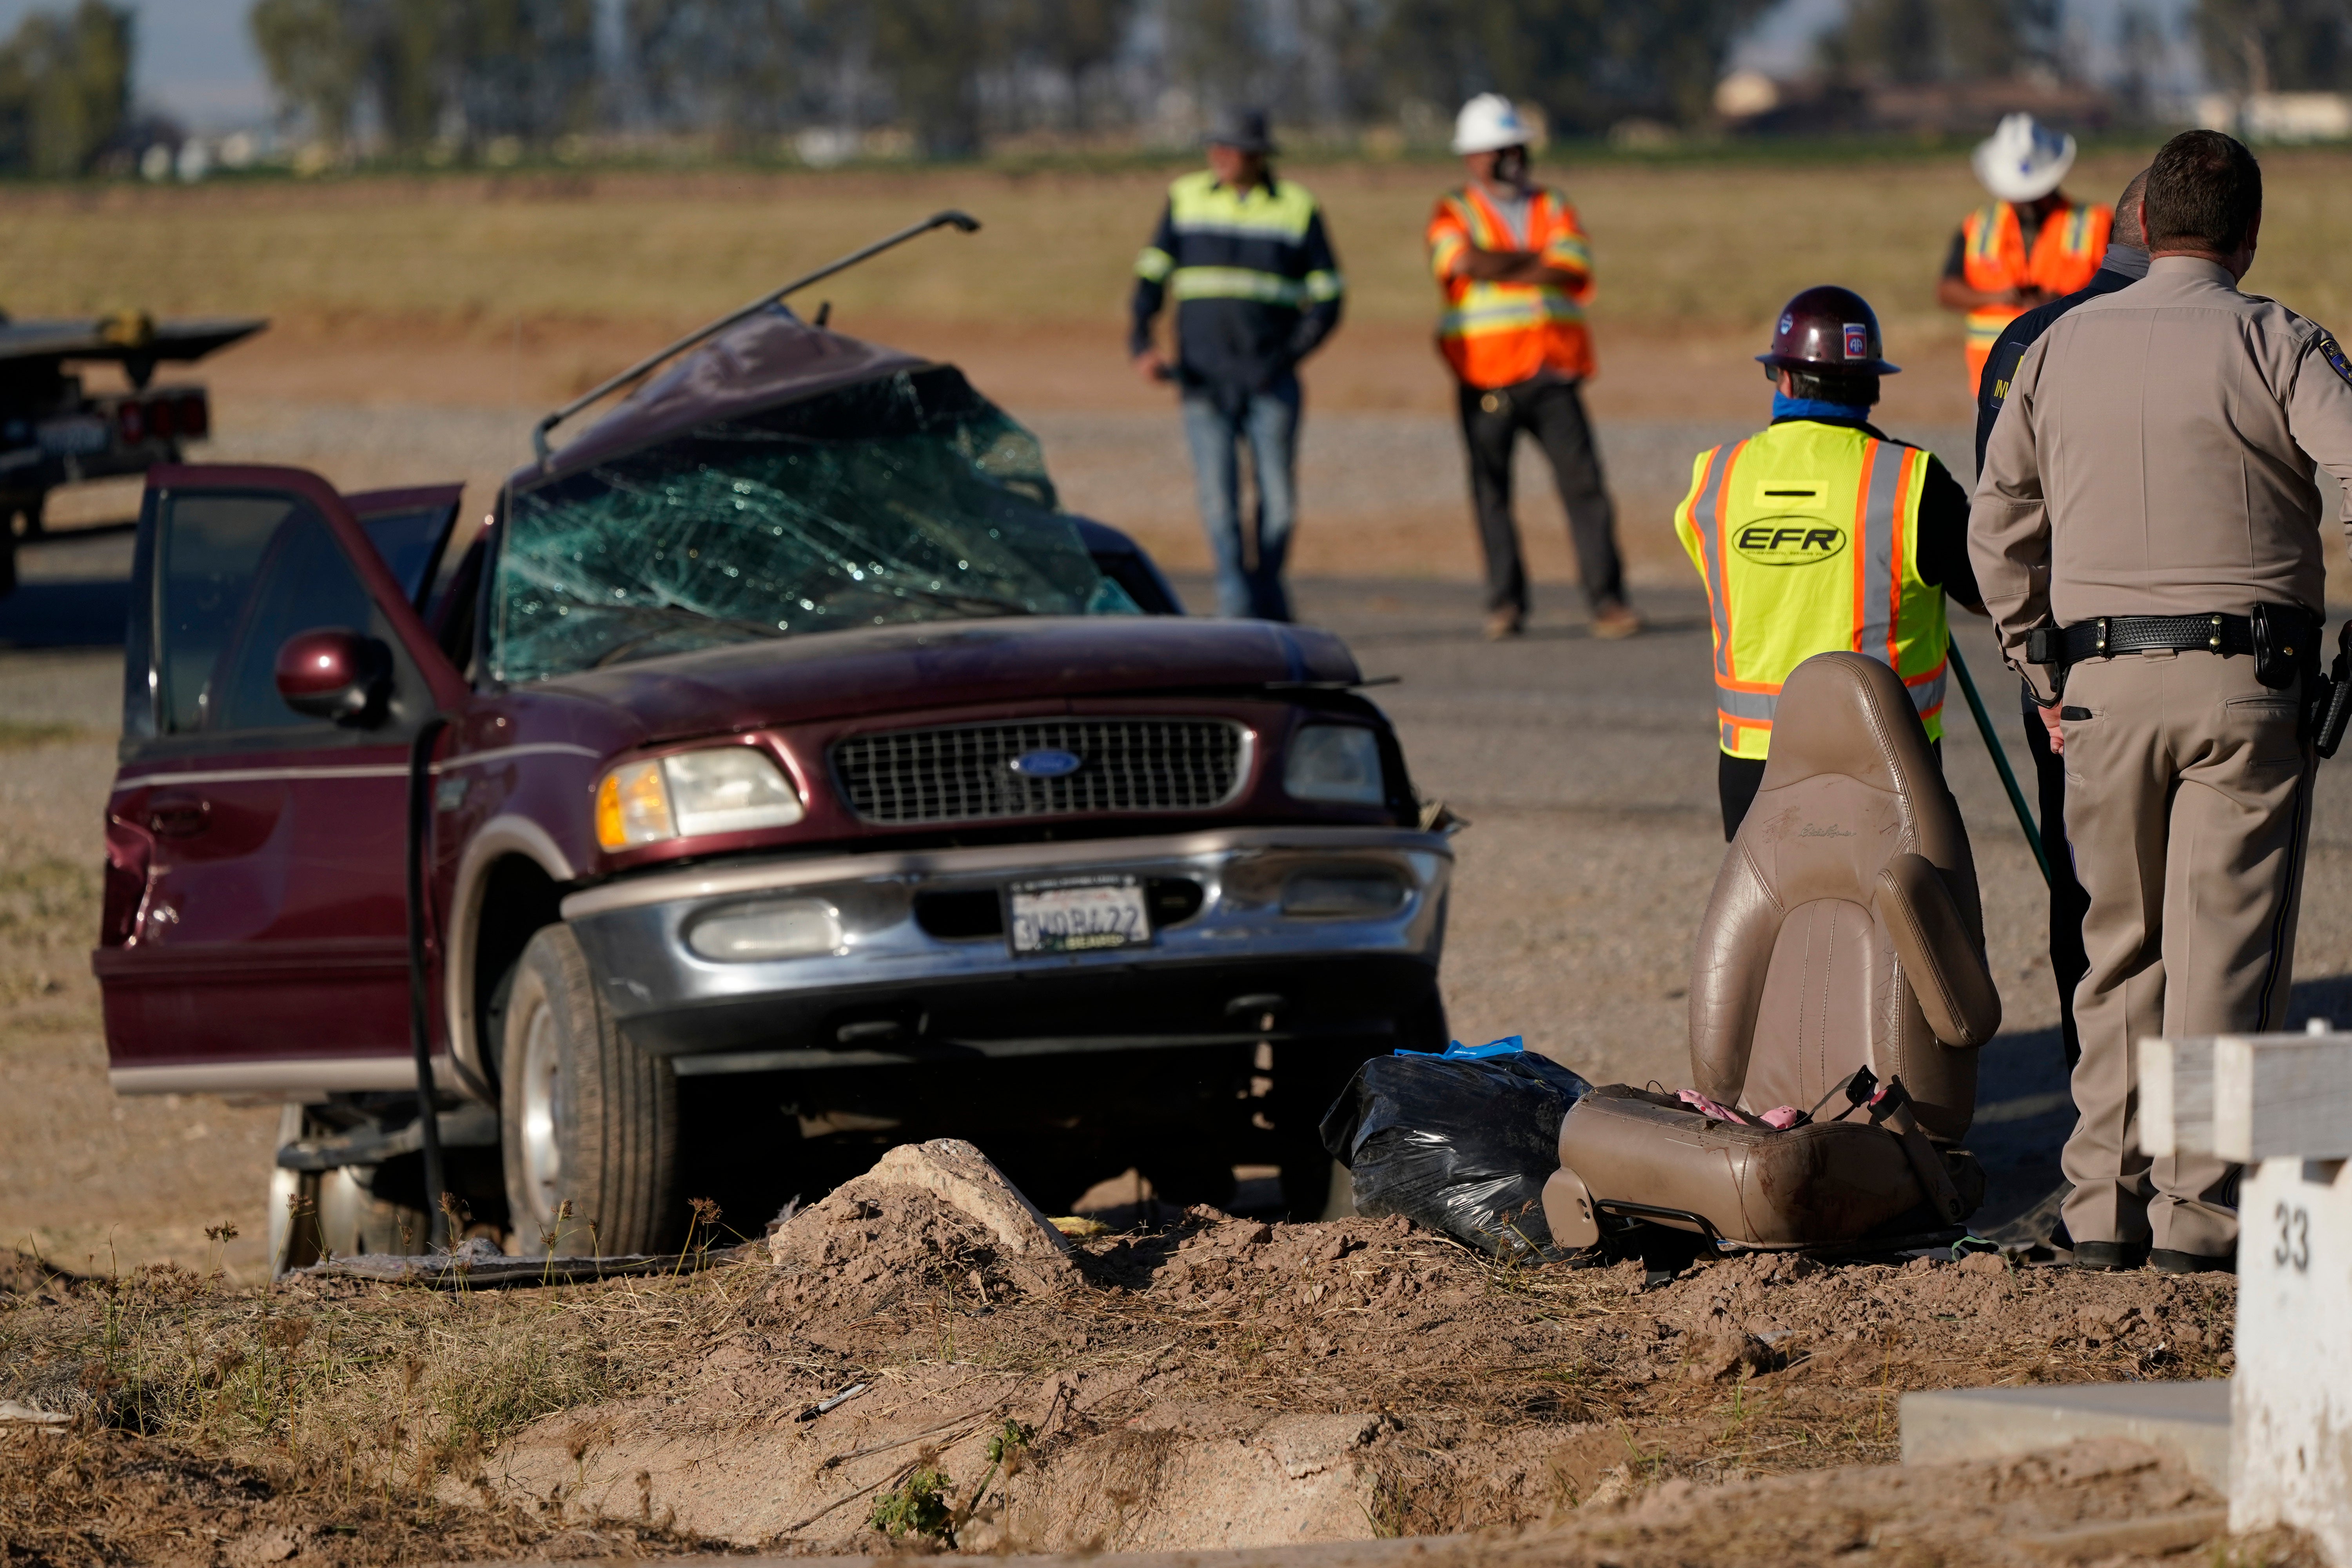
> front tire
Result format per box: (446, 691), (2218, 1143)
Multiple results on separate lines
(499, 924), (679, 1256)
(1274, 1041), (1379, 1221)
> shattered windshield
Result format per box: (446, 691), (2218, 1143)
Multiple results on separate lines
(492, 365), (1138, 683)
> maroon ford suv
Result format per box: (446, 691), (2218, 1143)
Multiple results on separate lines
(95, 310), (1452, 1259)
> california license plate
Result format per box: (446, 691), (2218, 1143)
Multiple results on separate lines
(1007, 876), (1153, 956)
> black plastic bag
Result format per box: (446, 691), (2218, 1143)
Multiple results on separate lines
(1320, 1044), (1593, 1258)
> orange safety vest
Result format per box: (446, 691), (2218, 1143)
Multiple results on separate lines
(1427, 185), (1596, 389)
(1959, 198), (2110, 389)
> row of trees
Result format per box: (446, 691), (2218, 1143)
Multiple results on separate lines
(2195, 0), (2352, 93)
(0, 0), (129, 177)
(1825, 0), (2352, 97)
(1825, 0), (2067, 85)
(246, 0), (1780, 160)
(0, 0), (2348, 175)
(249, 0), (2352, 163)
(249, 0), (597, 154)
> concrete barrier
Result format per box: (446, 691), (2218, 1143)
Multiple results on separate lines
(1900, 1027), (2352, 1564)
(1900, 1382), (2230, 1487)
(2150, 1027), (2352, 1564)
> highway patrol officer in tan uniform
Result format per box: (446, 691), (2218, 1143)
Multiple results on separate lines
(1973, 130), (2352, 1273)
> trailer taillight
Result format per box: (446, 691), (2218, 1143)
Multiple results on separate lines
(148, 398), (176, 440)
(176, 392), (208, 439)
(117, 402), (145, 444)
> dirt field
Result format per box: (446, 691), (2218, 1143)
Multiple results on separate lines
(2, 150), (2347, 344)
(1, 1192), (2257, 1566)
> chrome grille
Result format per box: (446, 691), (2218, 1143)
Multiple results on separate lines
(833, 718), (1247, 824)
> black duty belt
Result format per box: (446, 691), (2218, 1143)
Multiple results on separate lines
(2027, 603), (2321, 699)
(2040, 613), (2256, 664)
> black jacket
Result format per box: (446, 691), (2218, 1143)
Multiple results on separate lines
(1974, 263), (2147, 471)
(1129, 171), (1343, 411)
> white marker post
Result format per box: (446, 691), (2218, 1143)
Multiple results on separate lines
(2141, 1025), (2352, 1565)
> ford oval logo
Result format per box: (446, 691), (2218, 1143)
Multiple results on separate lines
(1008, 748), (1082, 779)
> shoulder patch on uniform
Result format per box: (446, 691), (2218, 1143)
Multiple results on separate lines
(2317, 332), (2352, 389)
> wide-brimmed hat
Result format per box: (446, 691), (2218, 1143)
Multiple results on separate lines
(1207, 109), (1277, 156)
(1971, 113), (2076, 202)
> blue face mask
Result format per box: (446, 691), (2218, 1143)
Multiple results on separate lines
(1772, 388), (1874, 423)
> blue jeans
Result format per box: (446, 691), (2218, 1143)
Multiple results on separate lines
(1180, 380), (1299, 621)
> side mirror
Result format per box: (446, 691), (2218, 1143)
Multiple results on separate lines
(275, 627), (393, 726)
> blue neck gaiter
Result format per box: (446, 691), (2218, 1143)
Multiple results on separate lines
(1772, 390), (1873, 423)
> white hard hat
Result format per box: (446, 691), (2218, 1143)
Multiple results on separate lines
(1971, 113), (2077, 203)
(1452, 94), (1528, 156)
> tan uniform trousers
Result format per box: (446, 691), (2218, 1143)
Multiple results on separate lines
(2056, 649), (2314, 1257)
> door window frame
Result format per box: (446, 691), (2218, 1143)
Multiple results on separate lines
(123, 464), (470, 763)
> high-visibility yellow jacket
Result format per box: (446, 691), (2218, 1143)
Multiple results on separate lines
(1130, 171), (1343, 399)
(1958, 198), (2110, 388)
(1674, 419), (1950, 760)
(1426, 184), (1595, 388)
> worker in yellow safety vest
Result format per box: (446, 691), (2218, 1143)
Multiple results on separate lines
(1938, 113), (2111, 393)
(1675, 286), (1987, 839)
(1131, 109), (1344, 622)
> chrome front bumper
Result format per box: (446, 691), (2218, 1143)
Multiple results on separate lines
(559, 826), (1451, 1071)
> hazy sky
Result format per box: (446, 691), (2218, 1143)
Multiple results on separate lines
(0, 0), (2206, 134)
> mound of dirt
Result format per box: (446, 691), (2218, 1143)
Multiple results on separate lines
(458, 1193), (2238, 1555)
(767, 1138), (1078, 1314)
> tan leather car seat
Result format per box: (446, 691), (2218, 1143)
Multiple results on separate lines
(1546, 652), (2003, 1250)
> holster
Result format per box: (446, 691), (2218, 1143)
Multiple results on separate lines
(2312, 620), (2352, 759)
(2251, 602), (2319, 691)
(2024, 623), (2067, 703)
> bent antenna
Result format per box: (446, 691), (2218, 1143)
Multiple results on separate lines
(530, 209), (981, 467)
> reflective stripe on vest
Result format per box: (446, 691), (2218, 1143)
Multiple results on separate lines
(1428, 185), (1596, 388)
(1960, 199), (2112, 367)
(1674, 421), (1949, 759)
(1142, 171), (1340, 308)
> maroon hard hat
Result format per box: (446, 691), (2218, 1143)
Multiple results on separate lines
(1756, 285), (1901, 376)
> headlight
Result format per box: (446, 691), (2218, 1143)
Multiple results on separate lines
(595, 747), (804, 850)
(1283, 724), (1385, 806)
(688, 898), (842, 960)
(1282, 869), (1408, 917)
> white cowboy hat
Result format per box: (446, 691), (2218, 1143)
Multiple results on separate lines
(1971, 113), (2076, 203)
(1452, 94), (1528, 156)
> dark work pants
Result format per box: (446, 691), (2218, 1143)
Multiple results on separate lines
(1720, 741), (1942, 842)
(1457, 377), (1624, 615)
(2022, 680), (2091, 1071)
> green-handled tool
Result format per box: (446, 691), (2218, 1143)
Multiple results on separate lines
(1947, 633), (2051, 886)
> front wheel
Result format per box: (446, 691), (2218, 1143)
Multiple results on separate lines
(499, 924), (679, 1255)
(1276, 991), (1446, 1221)
(1273, 1040), (1382, 1221)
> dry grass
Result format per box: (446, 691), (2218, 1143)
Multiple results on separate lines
(0, 150), (2345, 347)
(0, 1253), (767, 1563)
(0, 1256), (766, 1484)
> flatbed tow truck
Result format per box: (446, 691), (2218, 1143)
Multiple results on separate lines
(0, 310), (266, 593)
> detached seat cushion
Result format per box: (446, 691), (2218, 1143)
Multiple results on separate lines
(1551, 653), (2002, 1250)
(1546, 1085), (1984, 1249)
(1690, 652), (1998, 1143)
